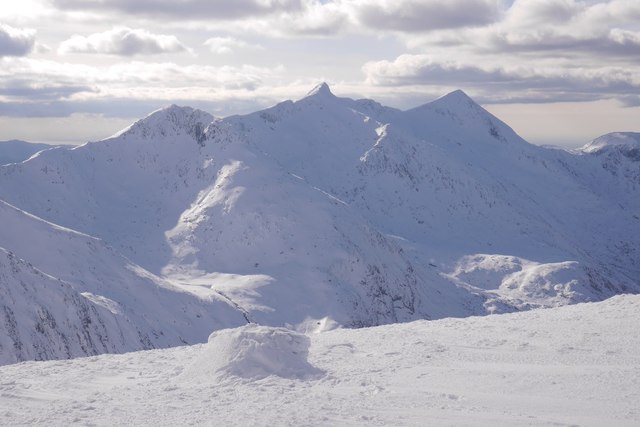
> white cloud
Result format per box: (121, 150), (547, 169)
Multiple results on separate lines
(58, 27), (188, 56)
(203, 37), (261, 54)
(214, 0), (350, 37)
(480, 0), (640, 57)
(0, 56), (290, 117)
(0, 23), (36, 56)
(282, 1), (350, 35)
(408, 0), (640, 57)
(505, 0), (580, 26)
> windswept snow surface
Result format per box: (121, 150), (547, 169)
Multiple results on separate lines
(1, 295), (639, 426)
(0, 84), (639, 364)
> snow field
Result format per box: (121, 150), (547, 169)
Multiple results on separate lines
(1, 295), (638, 426)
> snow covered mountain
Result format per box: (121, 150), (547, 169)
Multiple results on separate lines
(575, 132), (640, 200)
(0, 84), (638, 364)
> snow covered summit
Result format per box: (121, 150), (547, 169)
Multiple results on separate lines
(305, 81), (334, 98)
(113, 104), (213, 143)
(580, 132), (640, 159)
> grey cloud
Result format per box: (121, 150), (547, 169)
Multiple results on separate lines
(0, 98), (167, 118)
(485, 29), (640, 59)
(364, 56), (515, 87)
(0, 96), (276, 119)
(363, 55), (640, 104)
(619, 95), (640, 108)
(51, 0), (302, 20)
(586, 30), (640, 57)
(0, 80), (96, 101)
(0, 24), (36, 57)
(357, 0), (500, 32)
(59, 27), (187, 56)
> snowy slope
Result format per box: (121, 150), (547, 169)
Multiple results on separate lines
(0, 140), (59, 165)
(0, 85), (639, 365)
(0, 247), (133, 365)
(162, 122), (483, 327)
(1, 295), (638, 426)
(0, 199), (246, 364)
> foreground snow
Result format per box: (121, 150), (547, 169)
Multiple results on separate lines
(1, 295), (638, 426)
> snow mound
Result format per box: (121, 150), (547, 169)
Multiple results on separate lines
(296, 316), (341, 334)
(184, 324), (324, 380)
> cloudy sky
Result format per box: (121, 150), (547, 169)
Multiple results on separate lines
(0, 0), (638, 147)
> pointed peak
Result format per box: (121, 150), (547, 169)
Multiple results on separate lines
(305, 82), (334, 98)
(407, 89), (481, 116)
(435, 89), (476, 106)
(296, 82), (342, 108)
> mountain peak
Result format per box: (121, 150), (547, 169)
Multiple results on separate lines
(115, 104), (214, 142)
(407, 89), (481, 116)
(433, 89), (477, 107)
(145, 104), (212, 123)
(580, 132), (640, 159)
(305, 82), (335, 98)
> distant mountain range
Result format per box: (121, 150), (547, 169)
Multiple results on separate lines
(0, 140), (61, 165)
(1, 84), (638, 365)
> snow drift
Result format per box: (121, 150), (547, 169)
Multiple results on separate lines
(183, 324), (323, 380)
(2, 295), (639, 426)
